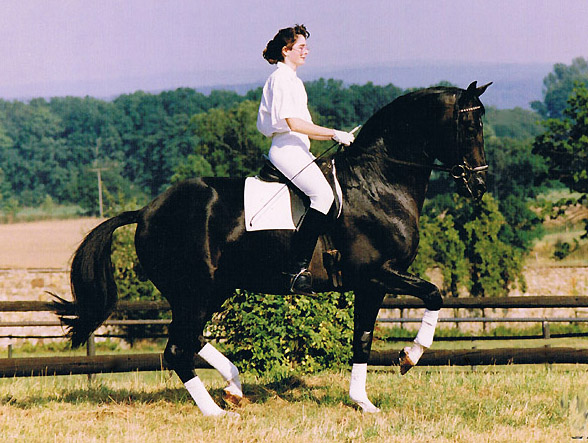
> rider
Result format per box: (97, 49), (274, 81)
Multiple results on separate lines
(257, 24), (355, 296)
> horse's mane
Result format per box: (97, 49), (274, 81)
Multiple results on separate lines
(335, 86), (465, 193)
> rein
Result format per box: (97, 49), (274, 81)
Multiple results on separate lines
(385, 158), (488, 179)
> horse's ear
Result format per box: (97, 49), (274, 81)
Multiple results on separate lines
(466, 81), (492, 97)
(466, 81), (478, 93)
(467, 82), (492, 97)
(476, 82), (492, 97)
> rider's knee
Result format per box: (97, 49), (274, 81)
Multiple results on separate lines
(310, 188), (334, 215)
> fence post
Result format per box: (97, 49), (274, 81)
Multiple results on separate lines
(542, 321), (551, 340)
(471, 346), (477, 372)
(87, 333), (96, 382)
(7, 335), (13, 358)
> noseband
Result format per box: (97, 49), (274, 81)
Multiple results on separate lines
(452, 104), (488, 195)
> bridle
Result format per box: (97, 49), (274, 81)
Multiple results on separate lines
(386, 103), (489, 183)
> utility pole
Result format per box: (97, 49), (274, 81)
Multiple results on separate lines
(88, 138), (109, 218)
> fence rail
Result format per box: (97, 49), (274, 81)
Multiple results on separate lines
(1, 295), (588, 377)
(2, 295), (588, 312)
(2, 347), (588, 378)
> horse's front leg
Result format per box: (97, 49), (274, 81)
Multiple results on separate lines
(349, 289), (386, 413)
(376, 261), (443, 374)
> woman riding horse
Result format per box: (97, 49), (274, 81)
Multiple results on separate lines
(54, 81), (490, 417)
(257, 24), (355, 296)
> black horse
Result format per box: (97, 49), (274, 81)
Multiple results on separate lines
(54, 81), (490, 416)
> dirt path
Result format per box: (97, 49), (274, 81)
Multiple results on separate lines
(0, 218), (103, 268)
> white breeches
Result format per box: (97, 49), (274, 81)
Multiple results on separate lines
(269, 137), (334, 215)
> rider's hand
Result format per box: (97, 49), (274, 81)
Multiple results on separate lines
(332, 129), (355, 146)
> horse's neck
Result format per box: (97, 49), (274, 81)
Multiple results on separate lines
(335, 142), (432, 213)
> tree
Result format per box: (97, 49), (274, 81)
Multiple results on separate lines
(484, 137), (549, 201)
(182, 100), (270, 178)
(533, 83), (588, 194)
(410, 213), (469, 296)
(416, 194), (526, 297)
(531, 57), (588, 119)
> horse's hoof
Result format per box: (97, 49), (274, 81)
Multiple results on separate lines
(221, 410), (240, 418)
(358, 401), (381, 413)
(223, 390), (249, 408)
(398, 347), (415, 375)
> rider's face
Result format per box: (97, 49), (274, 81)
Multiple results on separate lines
(283, 35), (309, 70)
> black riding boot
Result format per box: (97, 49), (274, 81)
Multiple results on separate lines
(285, 208), (329, 296)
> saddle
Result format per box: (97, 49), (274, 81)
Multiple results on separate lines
(257, 156), (343, 288)
(257, 155), (342, 220)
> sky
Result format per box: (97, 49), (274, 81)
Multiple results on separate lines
(0, 0), (587, 99)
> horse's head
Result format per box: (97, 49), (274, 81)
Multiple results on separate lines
(441, 81), (491, 201)
(337, 81), (491, 202)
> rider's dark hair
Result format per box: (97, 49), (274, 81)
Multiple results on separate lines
(262, 24), (310, 65)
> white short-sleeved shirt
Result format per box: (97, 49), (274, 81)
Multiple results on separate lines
(257, 62), (313, 149)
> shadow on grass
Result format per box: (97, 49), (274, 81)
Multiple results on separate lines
(0, 374), (355, 410)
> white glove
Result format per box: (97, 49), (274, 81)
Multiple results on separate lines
(332, 129), (355, 146)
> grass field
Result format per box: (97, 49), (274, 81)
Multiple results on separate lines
(0, 364), (586, 442)
(1, 336), (588, 442)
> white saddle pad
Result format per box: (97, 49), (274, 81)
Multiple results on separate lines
(244, 161), (343, 232)
(244, 177), (300, 231)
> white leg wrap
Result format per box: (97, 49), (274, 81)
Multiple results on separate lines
(184, 376), (227, 416)
(406, 309), (439, 365)
(415, 309), (439, 348)
(349, 363), (380, 413)
(198, 343), (242, 397)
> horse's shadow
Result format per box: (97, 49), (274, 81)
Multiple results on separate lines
(0, 375), (354, 410)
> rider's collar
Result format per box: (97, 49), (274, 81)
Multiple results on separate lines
(277, 62), (297, 78)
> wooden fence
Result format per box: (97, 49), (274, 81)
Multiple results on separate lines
(1, 296), (588, 377)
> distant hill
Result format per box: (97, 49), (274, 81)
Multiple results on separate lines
(303, 61), (552, 110)
(0, 61), (552, 110)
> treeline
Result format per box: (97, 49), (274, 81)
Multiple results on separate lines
(0, 79), (405, 211)
(0, 75), (545, 212)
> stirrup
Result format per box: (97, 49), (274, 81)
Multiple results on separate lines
(287, 269), (315, 296)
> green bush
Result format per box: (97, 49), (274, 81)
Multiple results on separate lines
(209, 290), (354, 377)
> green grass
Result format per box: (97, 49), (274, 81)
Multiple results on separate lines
(1, 337), (588, 441)
(0, 204), (87, 224)
(0, 365), (585, 442)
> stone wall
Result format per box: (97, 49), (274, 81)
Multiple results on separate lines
(0, 269), (70, 347)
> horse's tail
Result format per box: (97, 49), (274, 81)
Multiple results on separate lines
(52, 211), (140, 347)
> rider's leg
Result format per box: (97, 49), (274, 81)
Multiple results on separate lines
(269, 144), (334, 295)
(285, 207), (330, 295)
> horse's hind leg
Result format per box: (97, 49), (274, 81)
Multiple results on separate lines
(163, 300), (241, 417)
(198, 341), (243, 404)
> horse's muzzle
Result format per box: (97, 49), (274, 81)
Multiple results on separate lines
(457, 174), (487, 201)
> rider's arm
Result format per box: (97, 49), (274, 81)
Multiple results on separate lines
(285, 117), (334, 141)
